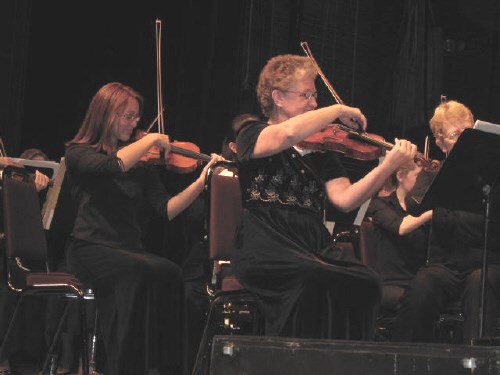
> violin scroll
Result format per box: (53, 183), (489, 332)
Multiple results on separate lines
(415, 156), (441, 173)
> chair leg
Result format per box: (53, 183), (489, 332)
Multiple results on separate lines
(0, 294), (25, 364)
(89, 308), (98, 373)
(191, 298), (219, 375)
(79, 297), (89, 375)
(41, 300), (72, 374)
(192, 295), (263, 375)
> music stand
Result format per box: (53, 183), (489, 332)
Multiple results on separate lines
(417, 127), (500, 341)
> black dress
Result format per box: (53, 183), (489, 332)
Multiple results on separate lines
(233, 121), (381, 339)
(65, 144), (184, 375)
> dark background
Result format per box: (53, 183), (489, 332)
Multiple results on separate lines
(1, 0), (500, 162)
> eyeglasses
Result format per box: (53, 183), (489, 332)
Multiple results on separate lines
(283, 90), (318, 100)
(116, 112), (141, 123)
(433, 129), (463, 143)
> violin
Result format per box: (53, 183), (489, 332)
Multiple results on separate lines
(299, 42), (440, 172)
(298, 123), (439, 171)
(135, 129), (211, 174)
(297, 124), (385, 161)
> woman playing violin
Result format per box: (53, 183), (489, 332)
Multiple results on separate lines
(232, 54), (417, 340)
(64, 82), (219, 375)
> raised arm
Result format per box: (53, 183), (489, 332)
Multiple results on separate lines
(326, 139), (417, 212)
(251, 104), (366, 158)
(117, 133), (171, 171)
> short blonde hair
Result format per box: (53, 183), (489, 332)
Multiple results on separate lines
(256, 54), (318, 118)
(429, 100), (474, 136)
(392, 160), (419, 186)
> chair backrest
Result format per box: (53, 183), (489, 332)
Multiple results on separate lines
(357, 218), (378, 269)
(206, 161), (242, 261)
(2, 166), (48, 270)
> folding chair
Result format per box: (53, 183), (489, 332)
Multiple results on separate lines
(0, 165), (93, 375)
(192, 161), (263, 375)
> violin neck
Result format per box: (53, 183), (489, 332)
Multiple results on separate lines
(335, 124), (394, 150)
(170, 145), (212, 162)
(343, 128), (393, 150)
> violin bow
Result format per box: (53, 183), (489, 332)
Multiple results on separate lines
(300, 41), (344, 106)
(0, 137), (7, 157)
(155, 19), (166, 160)
(300, 41), (364, 133)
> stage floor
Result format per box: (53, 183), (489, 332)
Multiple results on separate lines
(210, 335), (500, 375)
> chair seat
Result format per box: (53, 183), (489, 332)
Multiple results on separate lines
(221, 274), (245, 292)
(26, 272), (86, 290)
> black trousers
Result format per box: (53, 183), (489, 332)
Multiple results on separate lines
(67, 238), (185, 375)
(392, 264), (500, 344)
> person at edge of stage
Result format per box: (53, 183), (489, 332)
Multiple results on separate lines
(231, 54), (417, 340)
(392, 100), (500, 344)
(63, 81), (221, 375)
(366, 160), (432, 338)
(221, 113), (260, 162)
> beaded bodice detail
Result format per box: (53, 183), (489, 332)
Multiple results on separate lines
(239, 148), (325, 216)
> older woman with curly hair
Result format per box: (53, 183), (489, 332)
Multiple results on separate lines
(232, 54), (416, 340)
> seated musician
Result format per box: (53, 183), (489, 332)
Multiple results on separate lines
(231, 54), (417, 340)
(366, 161), (432, 334)
(64, 82), (220, 375)
(392, 100), (500, 343)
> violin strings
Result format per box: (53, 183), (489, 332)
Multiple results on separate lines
(170, 145), (211, 161)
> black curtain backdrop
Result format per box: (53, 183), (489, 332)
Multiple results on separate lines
(2, 0), (500, 161)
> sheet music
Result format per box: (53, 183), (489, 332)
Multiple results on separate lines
(473, 120), (500, 135)
(352, 155), (385, 226)
(8, 158), (59, 179)
(41, 157), (66, 230)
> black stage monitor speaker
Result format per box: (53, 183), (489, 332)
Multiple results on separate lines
(210, 335), (500, 375)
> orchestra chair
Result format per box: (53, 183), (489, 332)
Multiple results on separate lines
(0, 165), (93, 375)
(192, 161), (263, 375)
(332, 218), (399, 340)
(354, 218), (399, 340)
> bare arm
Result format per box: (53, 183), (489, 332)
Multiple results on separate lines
(252, 104), (366, 158)
(325, 139), (417, 212)
(116, 133), (170, 171)
(166, 154), (221, 220)
(399, 210), (432, 235)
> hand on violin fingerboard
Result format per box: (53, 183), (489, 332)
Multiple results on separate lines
(383, 138), (417, 169)
(337, 105), (367, 131)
